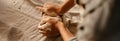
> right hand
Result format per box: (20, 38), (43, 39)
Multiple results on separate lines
(38, 16), (61, 37)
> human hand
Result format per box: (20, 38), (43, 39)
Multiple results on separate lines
(38, 23), (59, 37)
(38, 15), (61, 37)
(36, 3), (60, 16)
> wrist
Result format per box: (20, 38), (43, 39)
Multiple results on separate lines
(54, 21), (65, 30)
(57, 24), (67, 32)
(57, 25), (65, 30)
(55, 7), (63, 15)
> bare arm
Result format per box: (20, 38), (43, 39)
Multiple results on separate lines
(57, 0), (75, 15)
(55, 21), (74, 41)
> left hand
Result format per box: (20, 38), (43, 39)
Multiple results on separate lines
(36, 3), (60, 16)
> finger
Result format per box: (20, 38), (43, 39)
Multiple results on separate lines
(40, 18), (49, 25)
(39, 17), (48, 25)
(36, 6), (42, 10)
(38, 25), (45, 30)
(36, 6), (46, 12)
(38, 30), (47, 34)
(39, 21), (46, 25)
(38, 24), (49, 30)
(39, 23), (52, 31)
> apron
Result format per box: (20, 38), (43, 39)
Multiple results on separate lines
(75, 0), (113, 41)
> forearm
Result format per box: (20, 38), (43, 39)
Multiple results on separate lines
(57, 0), (75, 15)
(58, 25), (74, 41)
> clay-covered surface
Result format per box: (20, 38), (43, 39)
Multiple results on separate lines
(0, 0), (80, 41)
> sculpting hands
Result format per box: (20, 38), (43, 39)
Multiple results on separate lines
(38, 15), (61, 37)
(36, 3), (64, 37)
